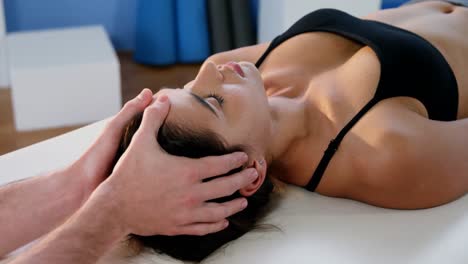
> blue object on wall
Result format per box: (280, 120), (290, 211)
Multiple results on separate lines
(4, 0), (261, 61)
(250, 0), (259, 37)
(381, 0), (409, 9)
(176, 0), (210, 63)
(134, 0), (177, 65)
(4, 0), (137, 51)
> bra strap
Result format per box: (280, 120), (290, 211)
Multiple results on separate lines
(305, 97), (379, 191)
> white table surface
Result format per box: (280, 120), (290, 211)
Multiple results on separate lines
(1, 120), (467, 264)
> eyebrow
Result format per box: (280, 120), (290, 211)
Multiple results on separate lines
(189, 92), (219, 118)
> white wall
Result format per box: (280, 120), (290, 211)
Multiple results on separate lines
(258, 0), (381, 43)
(0, 0), (9, 88)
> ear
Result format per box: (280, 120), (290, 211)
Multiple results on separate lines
(239, 157), (267, 197)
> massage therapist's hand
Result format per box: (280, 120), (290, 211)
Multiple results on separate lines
(69, 89), (154, 203)
(96, 95), (256, 237)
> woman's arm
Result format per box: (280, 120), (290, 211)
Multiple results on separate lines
(344, 111), (468, 209)
(207, 42), (271, 65)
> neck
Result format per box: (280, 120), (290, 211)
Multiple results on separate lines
(265, 95), (334, 175)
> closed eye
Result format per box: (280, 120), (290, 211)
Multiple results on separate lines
(189, 92), (218, 118)
(208, 92), (225, 107)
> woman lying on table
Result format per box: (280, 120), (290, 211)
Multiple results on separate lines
(117, 0), (468, 262)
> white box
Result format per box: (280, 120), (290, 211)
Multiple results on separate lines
(258, 0), (381, 43)
(0, 0), (8, 88)
(7, 25), (121, 131)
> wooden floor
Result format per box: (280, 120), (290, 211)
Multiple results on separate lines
(0, 52), (201, 155)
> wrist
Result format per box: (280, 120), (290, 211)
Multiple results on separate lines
(11, 183), (130, 264)
(44, 167), (88, 209)
(65, 162), (96, 206)
(87, 181), (130, 238)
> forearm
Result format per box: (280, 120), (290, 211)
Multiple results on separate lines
(10, 185), (126, 264)
(0, 169), (85, 256)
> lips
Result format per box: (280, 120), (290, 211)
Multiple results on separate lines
(225, 61), (245, 77)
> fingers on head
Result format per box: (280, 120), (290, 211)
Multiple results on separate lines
(198, 168), (256, 203)
(194, 152), (248, 181)
(138, 95), (170, 137)
(195, 198), (247, 223)
(178, 220), (229, 236)
(111, 88), (153, 128)
(124, 89), (153, 114)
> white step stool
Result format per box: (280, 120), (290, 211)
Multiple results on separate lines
(258, 0), (381, 43)
(7, 25), (121, 131)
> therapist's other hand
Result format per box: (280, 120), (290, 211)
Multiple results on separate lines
(101, 95), (255, 237)
(69, 89), (154, 203)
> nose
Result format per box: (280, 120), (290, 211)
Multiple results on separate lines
(191, 61), (224, 89)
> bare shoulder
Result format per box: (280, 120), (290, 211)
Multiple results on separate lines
(349, 99), (428, 185)
(315, 98), (424, 196)
(335, 99), (468, 209)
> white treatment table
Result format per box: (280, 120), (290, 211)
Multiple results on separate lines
(1, 120), (468, 264)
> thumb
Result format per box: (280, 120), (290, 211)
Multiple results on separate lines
(140, 95), (170, 138)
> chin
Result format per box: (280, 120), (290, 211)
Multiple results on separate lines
(240, 61), (260, 79)
(240, 62), (266, 94)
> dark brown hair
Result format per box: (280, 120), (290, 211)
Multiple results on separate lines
(115, 112), (275, 262)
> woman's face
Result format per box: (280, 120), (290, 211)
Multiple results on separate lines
(156, 60), (272, 155)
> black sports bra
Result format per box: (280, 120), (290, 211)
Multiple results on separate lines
(254, 9), (459, 192)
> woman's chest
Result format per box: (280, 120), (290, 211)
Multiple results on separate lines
(261, 32), (427, 190)
(261, 32), (386, 120)
(259, 32), (363, 98)
(366, 3), (468, 117)
(260, 31), (428, 119)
